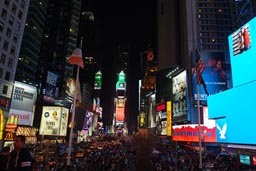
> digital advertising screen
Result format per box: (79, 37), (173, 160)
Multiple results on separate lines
(43, 71), (59, 103)
(9, 81), (37, 126)
(228, 16), (256, 87)
(192, 52), (227, 104)
(239, 155), (251, 165)
(172, 124), (216, 142)
(39, 106), (69, 136)
(208, 81), (256, 144)
(172, 70), (189, 123)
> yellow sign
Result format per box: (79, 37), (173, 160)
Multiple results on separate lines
(0, 108), (3, 140)
(166, 101), (172, 136)
(4, 132), (15, 141)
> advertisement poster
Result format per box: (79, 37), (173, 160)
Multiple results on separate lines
(39, 106), (69, 136)
(43, 71), (59, 103)
(228, 16), (256, 87)
(172, 70), (189, 123)
(192, 52), (227, 104)
(9, 81), (37, 126)
(59, 107), (69, 136)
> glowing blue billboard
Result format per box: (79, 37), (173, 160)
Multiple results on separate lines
(208, 80), (256, 144)
(228, 16), (256, 87)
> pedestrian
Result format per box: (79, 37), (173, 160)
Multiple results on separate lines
(0, 146), (11, 171)
(6, 135), (33, 171)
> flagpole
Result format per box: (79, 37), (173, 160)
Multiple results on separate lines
(67, 65), (80, 166)
(197, 83), (203, 170)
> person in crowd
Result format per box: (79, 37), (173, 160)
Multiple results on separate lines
(6, 135), (33, 171)
(0, 146), (11, 171)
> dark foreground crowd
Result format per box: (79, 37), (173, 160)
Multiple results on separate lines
(0, 134), (255, 171)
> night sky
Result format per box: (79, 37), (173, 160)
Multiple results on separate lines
(81, 0), (156, 132)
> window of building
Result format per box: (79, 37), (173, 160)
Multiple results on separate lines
(0, 68), (3, 79)
(8, 58), (13, 68)
(12, 4), (17, 14)
(2, 85), (8, 95)
(18, 10), (23, 20)
(20, 0), (25, 8)
(5, 71), (10, 81)
(15, 22), (20, 31)
(3, 40), (9, 50)
(0, 21), (4, 32)
(10, 46), (15, 55)
(4, 0), (10, 6)
(6, 28), (11, 38)
(1, 9), (8, 20)
(0, 53), (7, 64)
(9, 15), (14, 25)
(13, 33), (18, 43)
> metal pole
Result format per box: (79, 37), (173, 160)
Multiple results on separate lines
(67, 66), (80, 166)
(197, 84), (202, 170)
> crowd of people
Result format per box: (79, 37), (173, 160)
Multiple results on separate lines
(0, 134), (255, 171)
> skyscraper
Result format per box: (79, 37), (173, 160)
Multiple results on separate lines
(15, 0), (48, 85)
(0, 0), (30, 115)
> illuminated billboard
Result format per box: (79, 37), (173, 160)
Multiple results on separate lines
(39, 106), (69, 136)
(192, 52), (227, 104)
(208, 81), (256, 144)
(172, 70), (190, 123)
(172, 107), (216, 142)
(172, 124), (216, 142)
(228, 16), (256, 87)
(115, 97), (125, 125)
(43, 71), (59, 103)
(9, 81), (37, 126)
(94, 70), (102, 90)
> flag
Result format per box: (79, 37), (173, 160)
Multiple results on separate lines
(196, 58), (204, 85)
(68, 48), (84, 69)
(195, 49), (209, 95)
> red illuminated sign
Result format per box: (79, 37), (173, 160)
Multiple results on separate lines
(172, 124), (216, 142)
(156, 103), (166, 112)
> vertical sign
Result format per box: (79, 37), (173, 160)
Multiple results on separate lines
(166, 101), (172, 136)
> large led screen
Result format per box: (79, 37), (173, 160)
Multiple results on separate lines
(208, 81), (256, 145)
(228, 16), (256, 87)
(172, 70), (189, 123)
(192, 52), (227, 105)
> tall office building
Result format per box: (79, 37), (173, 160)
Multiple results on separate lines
(156, 0), (256, 128)
(38, 0), (82, 95)
(0, 0), (30, 115)
(15, 0), (48, 85)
